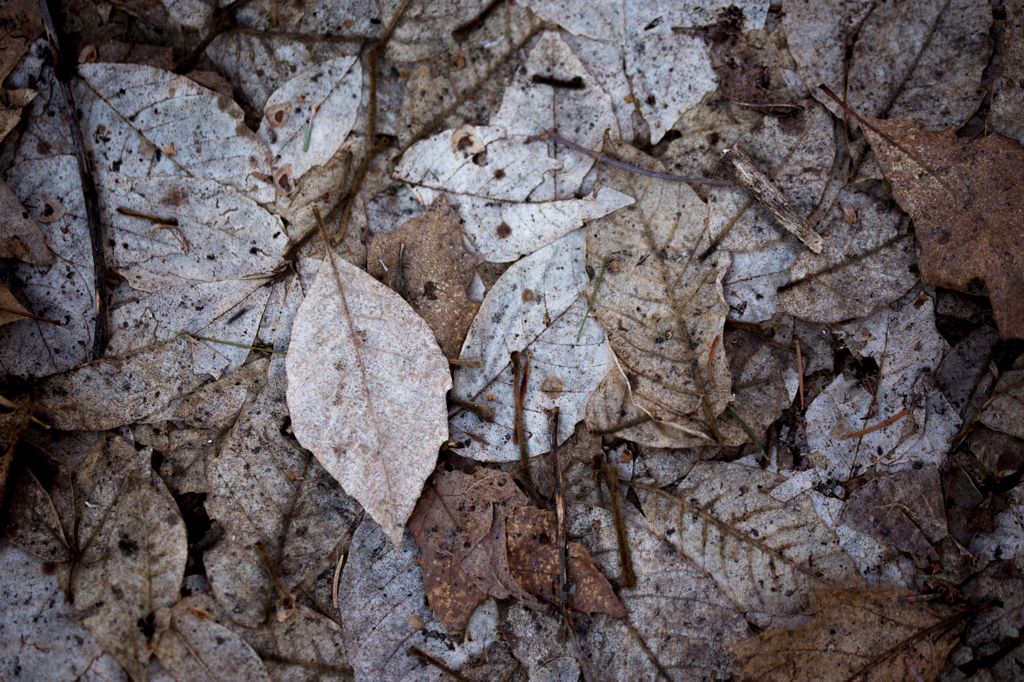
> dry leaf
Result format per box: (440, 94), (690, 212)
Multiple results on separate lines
(732, 588), (966, 682)
(367, 194), (480, 359)
(286, 247), (451, 546)
(990, 0), (1024, 143)
(499, 602), (581, 681)
(959, 560), (1024, 676)
(154, 597), (272, 682)
(840, 467), (948, 557)
(977, 353), (1024, 441)
(407, 466), (536, 635)
(0, 0), (41, 82)
(0, 402), (29, 506)
(338, 517), (502, 682)
(969, 481), (1024, 562)
(204, 374), (361, 627)
(0, 282), (35, 328)
(0, 177), (54, 264)
(506, 505), (626, 617)
(858, 117), (1024, 340)
(641, 461), (864, 616)
(584, 140), (732, 445)
(785, 0), (991, 129)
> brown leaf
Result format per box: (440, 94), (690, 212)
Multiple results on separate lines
(0, 0), (42, 83)
(977, 353), (1024, 441)
(0, 402), (30, 506)
(0, 283), (35, 328)
(408, 466), (535, 635)
(506, 505), (626, 617)
(840, 467), (948, 557)
(732, 588), (967, 682)
(859, 119), (1024, 340)
(367, 194), (480, 358)
(0, 178), (54, 265)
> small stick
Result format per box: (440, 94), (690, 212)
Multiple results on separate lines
(601, 463), (637, 589)
(578, 255), (609, 339)
(707, 335), (720, 389)
(397, 243), (409, 300)
(331, 552), (345, 609)
(904, 593), (942, 602)
(841, 408), (909, 439)
(948, 422), (978, 442)
(795, 339), (805, 409)
(149, 224), (189, 252)
(531, 130), (733, 187)
(303, 95), (326, 152)
(511, 351), (541, 505)
(176, 331), (286, 354)
(116, 207), (178, 225)
(720, 147), (823, 253)
(408, 646), (474, 682)
(448, 394), (494, 421)
(548, 407), (567, 608)
(726, 406), (766, 459)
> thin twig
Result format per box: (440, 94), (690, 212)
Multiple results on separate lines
(947, 421), (978, 442)
(331, 552), (345, 610)
(578, 255), (608, 339)
(795, 339), (805, 410)
(726, 407), (766, 458)
(116, 207), (177, 225)
(149, 224), (189, 252)
(624, 620), (672, 682)
(601, 462), (636, 589)
(707, 335), (720, 389)
(548, 407), (567, 607)
(398, 243), (409, 300)
(176, 332), (285, 354)
(448, 395), (494, 421)
(38, 0), (108, 359)
(534, 131), (733, 186)
(511, 351), (542, 506)
(841, 408), (909, 440)
(408, 646), (474, 682)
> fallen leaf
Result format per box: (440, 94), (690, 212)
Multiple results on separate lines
(367, 194), (480, 358)
(959, 560), (1024, 675)
(499, 602), (581, 681)
(732, 588), (967, 681)
(990, 0), (1024, 143)
(935, 325), (1001, 418)
(785, 0), (991, 129)
(840, 467), (948, 557)
(777, 184), (917, 323)
(506, 505), (626, 617)
(570, 505), (752, 681)
(338, 517), (502, 682)
(806, 297), (959, 482)
(0, 0), (41, 82)
(977, 353), (1024, 441)
(856, 115), (1024, 340)
(585, 140), (732, 445)
(0, 177), (54, 264)
(407, 466), (536, 635)
(286, 247), (451, 546)
(640, 461), (864, 616)
(154, 597), (272, 682)
(204, 374), (361, 627)
(0, 402), (29, 506)
(0, 283), (35, 328)
(968, 481), (1024, 562)
(258, 56), (362, 181)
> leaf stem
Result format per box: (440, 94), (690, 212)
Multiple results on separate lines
(841, 408), (909, 439)
(577, 255), (609, 340)
(176, 331), (285, 354)
(303, 96), (326, 152)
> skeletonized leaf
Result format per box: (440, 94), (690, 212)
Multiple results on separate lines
(154, 598), (271, 682)
(570, 506), (752, 681)
(259, 56), (361, 181)
(286, 248), (451, 546)
(449, 230), (616, 462)
(338, 517), (502, 682)
(806, 297), (958, 482)
(784, 0), (991, 129)
(415, 186), (634, 264)
(585, 140), (732, 445)
(78, 63), (273, 202)
(732, 588), (966, 681)
(640, 461), (864, 616)
(205, 374), (361, 627)
(777, 185), (917, 323)
(393, 125), (561, 202)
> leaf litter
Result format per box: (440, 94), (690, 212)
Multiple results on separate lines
(1, 1), (1022, 680)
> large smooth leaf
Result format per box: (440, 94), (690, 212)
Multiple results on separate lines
(286, 248), (451, 545)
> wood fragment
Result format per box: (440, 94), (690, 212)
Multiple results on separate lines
(331, 552), (345, 609)
(548, 407), (567, 609)
(511, 350), (541, 505)
(601, 462), (636, 589)
(720, 146), (823, 254)
(795, 339), (805, 410)
(707, 335), (720, 389)
(841, 408), (910, 439)
(448, 395), (494, 421)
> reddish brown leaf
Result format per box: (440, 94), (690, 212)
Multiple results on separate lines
(367, 194), (481, 358)
(407, 466), (535, 635)
(506, 506), (627, 617)
(857, 118), (1024, 340)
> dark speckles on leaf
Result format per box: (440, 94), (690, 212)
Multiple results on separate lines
(496, 222), (512, 239)
(119, 538), (138, 556)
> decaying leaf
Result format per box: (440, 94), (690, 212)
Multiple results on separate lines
(977, 353), (1024, 441)
(0, 0), (41, 82)
(0, 401), (29, 506)
(641, 461), (864, 616)
(339, 517), (502, 682)
(0, 177), (54, 264)
(204, 374), (361, 627)
(990, 0), (1024, 143)
(969, 481), (1024, 562)
(154, 597), (272, 682)
(585, 140), (732, 445)
(499, 602), (581, 681)
(449, 230), (614, 462)
(0, 282), (36, 328)
(367, 194), (480, 358)
(408, 465), (536, 635)
(806, 297), (959, 482)
(858, 116), (1024, 340)
(732, 588), (968, 681)
(287, 247), (451, 546)
(570, 505), (752, 681)
(506, 505), (626, 617)
(840, 467), (948, 557)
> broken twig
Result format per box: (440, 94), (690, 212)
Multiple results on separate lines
(841, 408), (909, 439)
(601, 461), (637, 589)
(795, 339), (805, 410)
